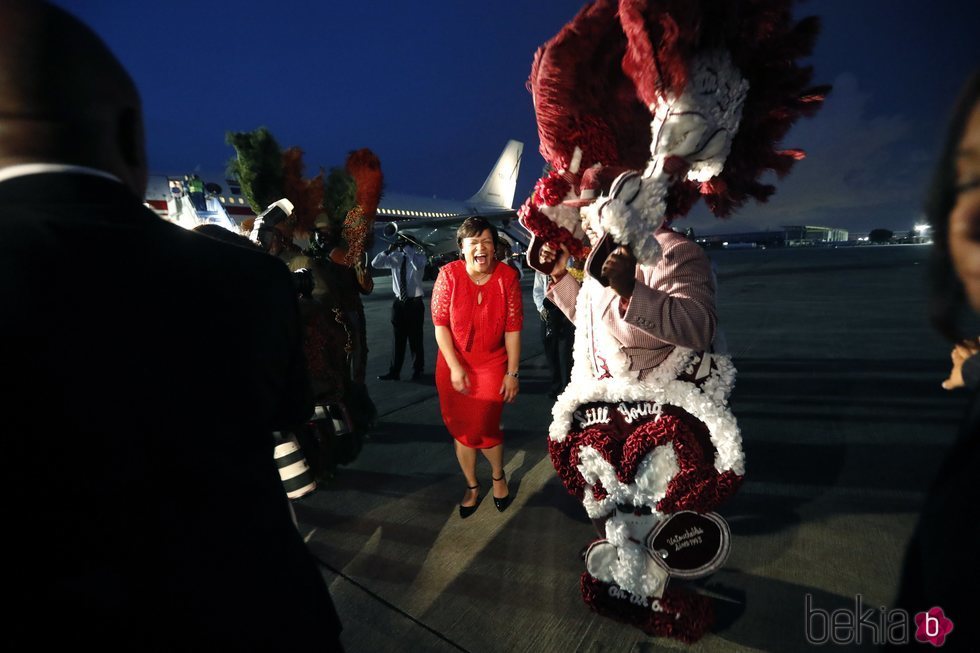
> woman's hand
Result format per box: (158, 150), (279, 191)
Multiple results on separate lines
(451, 365), (471, 394)
(499, 374), (519, 403)
(942, 338), (980, 389)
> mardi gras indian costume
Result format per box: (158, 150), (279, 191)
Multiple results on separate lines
(228, 129), (383, 477)
(520, 0), (828, 641)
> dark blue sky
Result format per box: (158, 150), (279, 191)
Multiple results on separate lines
(56, 1), (979, 235)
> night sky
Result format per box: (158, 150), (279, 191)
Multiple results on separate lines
(55, 1), (980, 235)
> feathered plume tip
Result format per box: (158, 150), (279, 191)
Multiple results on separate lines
(225, 127), (284, 215)
(281, 146), (325, 235)
(346, 148), (384, 217)
(529, 0), (650, 176)
(693, 4), (830, 217)
(521, 0), (651, 254)
(341, 148), (384, 265)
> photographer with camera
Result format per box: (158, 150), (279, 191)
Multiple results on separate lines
(372, 233), (427, 381)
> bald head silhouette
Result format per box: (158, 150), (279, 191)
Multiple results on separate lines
(0, 1), (147, 195)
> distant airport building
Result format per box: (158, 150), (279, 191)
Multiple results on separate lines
(782, 225), (849, 245)
(694, 225), (848, 249)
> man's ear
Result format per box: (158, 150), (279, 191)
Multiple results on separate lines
(116, 106), (144, 168)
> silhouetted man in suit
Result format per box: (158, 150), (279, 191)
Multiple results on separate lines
(0, 3), (342, 650)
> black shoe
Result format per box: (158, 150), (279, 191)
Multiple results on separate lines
(459, 484), (480, 519)
(492, 474), (512, 513)
(377, 373), (399, 381)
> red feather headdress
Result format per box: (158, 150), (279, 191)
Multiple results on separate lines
(520, 0), (830, 260)
(341, 148), (384, 265)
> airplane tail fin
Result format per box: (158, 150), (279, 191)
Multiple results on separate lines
(466, 140), (523, 209)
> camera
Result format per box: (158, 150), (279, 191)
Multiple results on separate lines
(249, 198), (295, 250)
(292, 267), (314, 298)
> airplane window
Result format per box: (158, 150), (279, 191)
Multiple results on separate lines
(219, 196), (226, 203)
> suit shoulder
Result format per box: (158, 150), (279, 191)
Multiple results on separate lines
(659, 230), (707, 263)
(156, 224), (292, 287)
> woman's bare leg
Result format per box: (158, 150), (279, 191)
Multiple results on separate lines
(455, 440), (479, 506)
(480, 444), (509, 498)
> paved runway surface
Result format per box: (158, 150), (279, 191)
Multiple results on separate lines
(292, 244), (970, 652)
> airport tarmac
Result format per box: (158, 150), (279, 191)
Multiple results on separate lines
(292, 244), (970, 652)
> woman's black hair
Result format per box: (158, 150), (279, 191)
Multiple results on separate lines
(929, 70), (980, 341)
(456, 216), (499, 249)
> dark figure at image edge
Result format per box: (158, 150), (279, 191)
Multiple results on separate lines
(0, 2), (342, 649)
(891, 70), (980, 651)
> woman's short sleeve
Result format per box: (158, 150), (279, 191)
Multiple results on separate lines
(431, 266), (452, 326)
(504, 272), (523, 332)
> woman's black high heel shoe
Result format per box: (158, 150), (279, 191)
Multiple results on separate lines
(459, 484), (480, 519)
(492, 473), (512, 513)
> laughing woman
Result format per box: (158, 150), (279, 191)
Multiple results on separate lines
(432, 217), (523, 518)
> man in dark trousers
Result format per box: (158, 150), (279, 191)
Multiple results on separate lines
(0, 3), (342, 650)
(533, 271), (574, 399)
(372, 237), (427, 381)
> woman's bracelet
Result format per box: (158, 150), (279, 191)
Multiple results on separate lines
(506, 371), (519, 379)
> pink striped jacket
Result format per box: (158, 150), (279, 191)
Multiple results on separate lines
(546, 227), (716, 378)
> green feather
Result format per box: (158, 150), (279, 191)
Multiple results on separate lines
(322, 166), (357, 229)
(225, 127), (285, 213)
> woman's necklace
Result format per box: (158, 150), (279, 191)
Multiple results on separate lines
(467, 266), (492, 304)
(467, 269), (491, 285)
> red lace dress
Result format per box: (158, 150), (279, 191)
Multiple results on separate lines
(431, 260), (523, 448)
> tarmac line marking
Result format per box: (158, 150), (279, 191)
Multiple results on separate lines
(403, 449), (553, 615)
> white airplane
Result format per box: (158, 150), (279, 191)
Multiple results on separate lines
(143, 139), (524, 230)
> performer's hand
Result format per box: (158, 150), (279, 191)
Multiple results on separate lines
(499, 374), (519, 403)
(540, 242), (570, 280)
(602, 245), (637, 298)
(451, 365), (471, 394)
(942, 338), (980, 390)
